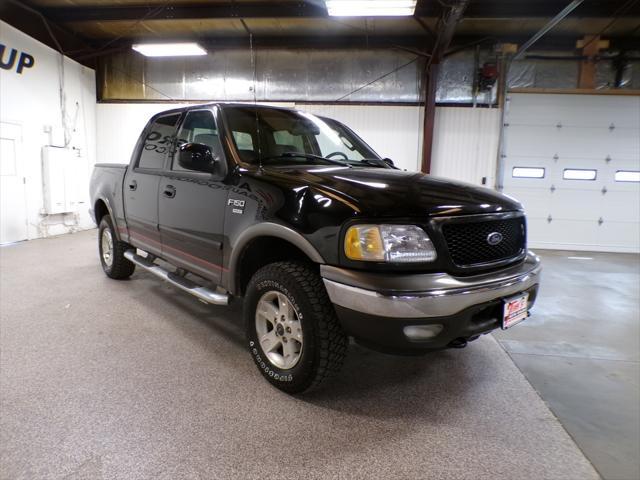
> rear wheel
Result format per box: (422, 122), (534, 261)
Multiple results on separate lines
(244, 261), (348, 393)
(98, 215), (135, 279)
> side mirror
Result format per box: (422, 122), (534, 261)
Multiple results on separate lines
(382, 157), (397, 169)
(177, 143), (217, 173)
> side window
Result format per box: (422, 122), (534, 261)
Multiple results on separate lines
(173, 110), (223, 171)
(139, 113), (181, 169)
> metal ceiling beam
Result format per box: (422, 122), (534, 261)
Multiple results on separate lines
(39, 0), (640, 23)
(513, 0), (585, 60)
(89, 34), (625, 54)
(0, 0), (96, 66)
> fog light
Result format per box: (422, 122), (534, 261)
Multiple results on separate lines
(403, 324), (443, 340)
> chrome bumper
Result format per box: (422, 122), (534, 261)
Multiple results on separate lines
(322, 252), (541, 319)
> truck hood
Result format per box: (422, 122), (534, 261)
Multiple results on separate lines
(262, 165), (521, 217)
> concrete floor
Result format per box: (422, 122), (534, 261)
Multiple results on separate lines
(0, 230), (622, 480)
(495, 250), (640, 480)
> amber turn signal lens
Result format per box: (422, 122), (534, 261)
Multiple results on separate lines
(344, 225), (385, 261)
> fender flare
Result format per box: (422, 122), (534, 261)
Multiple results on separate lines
(94, 197), (122, 241)
(228, 222), (325, 294)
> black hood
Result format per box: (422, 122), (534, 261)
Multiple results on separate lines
(260, 165), (521, 217)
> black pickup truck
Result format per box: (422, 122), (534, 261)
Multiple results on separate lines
(90, 103), (541, 393)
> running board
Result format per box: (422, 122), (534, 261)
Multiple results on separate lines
(124, 250), (229, 306)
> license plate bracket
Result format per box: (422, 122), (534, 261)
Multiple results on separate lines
(502, 292), (529, 329)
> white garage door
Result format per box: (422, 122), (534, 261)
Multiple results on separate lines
(502, 93), (640, 253)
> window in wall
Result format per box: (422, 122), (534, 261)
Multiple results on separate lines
(139, 113), (181, 169)
(563, 169), (597, 181)
(273, 130), (305, 153)
(615, 170), (640, 182)
(512, 167), (545, 179)
(173, 110), (223, 171)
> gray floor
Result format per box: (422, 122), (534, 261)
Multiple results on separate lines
(0, 230), (620, 480)
(495, 250), (640, 480)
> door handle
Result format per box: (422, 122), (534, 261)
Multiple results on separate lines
(163, 185), (176, 198)
(128, 180), (137, 191)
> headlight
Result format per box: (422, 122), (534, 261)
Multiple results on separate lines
(344, 224), (437, 263)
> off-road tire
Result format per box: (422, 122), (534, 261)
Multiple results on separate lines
(244, 261), (348, 393)
(98, 215), (136, 280)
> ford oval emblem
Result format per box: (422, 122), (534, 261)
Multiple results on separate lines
(487, 232), (503, 246)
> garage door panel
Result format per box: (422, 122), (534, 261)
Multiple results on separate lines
(506, 94), (640, 128)
(550, 190), (602, 220)
(596, 221), (640, 252)
(546, 219), (599, 248)
(527, 218), (599, 249)
(525, 217), (557, 246)
(505, 125), (639, 160)
(599, 190), (640, 222)
(502, 187), (550, 218)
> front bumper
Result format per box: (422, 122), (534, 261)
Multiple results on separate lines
(321, 252), (541, 353)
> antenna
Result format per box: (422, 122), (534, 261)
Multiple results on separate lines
(249, 33), (263, 168)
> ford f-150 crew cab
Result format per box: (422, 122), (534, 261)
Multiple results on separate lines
(90, 103), (541, 393)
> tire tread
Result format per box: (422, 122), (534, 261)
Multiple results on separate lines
(248, 261), (348, 392)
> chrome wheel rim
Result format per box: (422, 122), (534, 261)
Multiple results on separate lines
(101, 229), (114, 267)
(255, 290), (303, 370)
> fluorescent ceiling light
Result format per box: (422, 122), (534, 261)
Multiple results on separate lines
(132, 42), (207, 57)
(325, 0), (417, 16)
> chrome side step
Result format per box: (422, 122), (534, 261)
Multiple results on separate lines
(124, 250), (229, 306)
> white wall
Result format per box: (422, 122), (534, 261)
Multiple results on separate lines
(0, 21), (96, 239)
(431, 107), (501, 187)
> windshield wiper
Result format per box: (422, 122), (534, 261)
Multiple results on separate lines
(261, 152), (352, 167)
(358, 158), (391, 168)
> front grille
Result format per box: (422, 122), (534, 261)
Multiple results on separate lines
(441, 216), (525, 267)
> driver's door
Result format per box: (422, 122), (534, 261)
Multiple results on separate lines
(158, 108), (228, 284)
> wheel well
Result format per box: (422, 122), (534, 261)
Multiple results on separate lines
(94, 200), (109, 225)
(236, 236), (318, 295)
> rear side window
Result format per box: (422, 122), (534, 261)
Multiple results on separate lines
(138, 113), (181, 169)
(173, 110), (223, 171)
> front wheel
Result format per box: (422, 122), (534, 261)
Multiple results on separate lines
(244, 262), (348, 393)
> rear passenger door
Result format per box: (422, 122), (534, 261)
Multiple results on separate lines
(123, 112), (181, 256)
(158, 108), (228, 284)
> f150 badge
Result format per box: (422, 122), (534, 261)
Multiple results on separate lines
(228, 198), (246, 214)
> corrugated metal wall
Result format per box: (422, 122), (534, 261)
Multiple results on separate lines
(99, 49), (640, 104)
(430, 107), (501, 186)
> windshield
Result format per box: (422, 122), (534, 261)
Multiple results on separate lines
(221, 106), (381, 166)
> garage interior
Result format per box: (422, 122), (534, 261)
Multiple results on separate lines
(0, 1), (639, 479)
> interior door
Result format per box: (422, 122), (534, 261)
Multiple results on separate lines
(0, 122), (28, 244)
(159, 108), (228, 284)
(123, 112), (181, 255)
